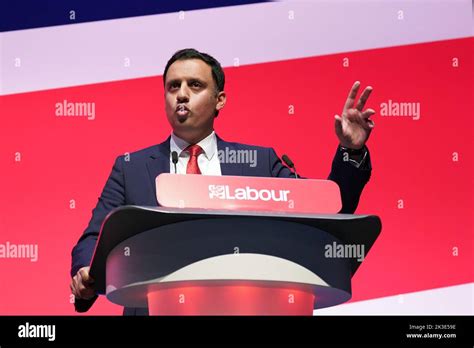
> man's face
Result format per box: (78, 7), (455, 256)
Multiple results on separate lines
(164, 59), (225, 140)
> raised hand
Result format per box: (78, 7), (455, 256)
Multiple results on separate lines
(335, 81), (375, 149)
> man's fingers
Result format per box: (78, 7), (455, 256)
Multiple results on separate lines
(361, 108), (375, 119)
(71, 276), (95, 300)
(78, 286), (96, 299)
(79, 268), (94, 285)
(343, 81), (360, 111)
(70, 278), (77, 297)
(361, 109), (376, 129)
(71, 268), (96, 300)
(334, 114), (343, 132)
(356, 86), (373, 111)
(71, 276), (81, 298)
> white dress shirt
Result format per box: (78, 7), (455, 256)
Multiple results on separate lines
(169, 131), (222, 175)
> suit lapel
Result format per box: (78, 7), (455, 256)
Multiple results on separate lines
(217, 135), (244, 176)
(146, 137), (171, 204)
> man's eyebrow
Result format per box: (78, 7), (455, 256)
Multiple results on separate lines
(166, 78), (207, 86)
(188, 78), (206, 84)
(166, 78), (181, 86)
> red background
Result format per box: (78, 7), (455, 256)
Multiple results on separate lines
(0, 37), (472, 314)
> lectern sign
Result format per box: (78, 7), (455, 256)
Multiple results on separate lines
(156, 174), (341, 213)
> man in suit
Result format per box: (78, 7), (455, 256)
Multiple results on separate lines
(70, 48), (376, 315)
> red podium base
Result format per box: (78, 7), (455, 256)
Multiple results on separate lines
(147, 281), (315, 315)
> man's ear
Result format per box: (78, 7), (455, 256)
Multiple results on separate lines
(215, 91), (226, 114)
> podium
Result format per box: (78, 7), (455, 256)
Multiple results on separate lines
(89, 175), (381, 315)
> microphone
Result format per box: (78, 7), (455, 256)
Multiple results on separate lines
(171, 151), (179, 174)
(282, 154), (299, 179)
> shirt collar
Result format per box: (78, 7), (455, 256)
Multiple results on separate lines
(170, 131), (217, 160)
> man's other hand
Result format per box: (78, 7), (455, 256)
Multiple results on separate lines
(70, 266), (96, 300)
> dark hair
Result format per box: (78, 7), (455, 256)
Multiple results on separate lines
(163, 48), (225, 94)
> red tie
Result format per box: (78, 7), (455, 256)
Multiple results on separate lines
(185, 144), (203, 174)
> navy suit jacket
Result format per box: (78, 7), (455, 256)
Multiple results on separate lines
(71, 135), (372, 315)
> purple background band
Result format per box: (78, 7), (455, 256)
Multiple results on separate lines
(1, 0), (471, 95)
